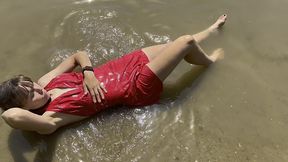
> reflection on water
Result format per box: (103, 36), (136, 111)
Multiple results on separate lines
(51, 103), (196, 162)
(1, 0), (288, 161)
(50, 7), (170, 67)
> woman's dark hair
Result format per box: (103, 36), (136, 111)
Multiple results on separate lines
(0, 75), (34, 111)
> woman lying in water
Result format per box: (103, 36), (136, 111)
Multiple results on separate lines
(0, 14), (227, 134)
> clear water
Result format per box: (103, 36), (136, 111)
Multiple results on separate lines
(1, 0), (288, 161)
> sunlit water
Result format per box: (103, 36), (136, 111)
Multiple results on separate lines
(1, 0), (288, 161)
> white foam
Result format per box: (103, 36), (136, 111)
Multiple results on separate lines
(73, 0), (95, 5)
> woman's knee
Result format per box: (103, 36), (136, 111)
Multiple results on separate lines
(174, 35), (195, 45)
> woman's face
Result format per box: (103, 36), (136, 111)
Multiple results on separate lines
(22, 82), (50, 110)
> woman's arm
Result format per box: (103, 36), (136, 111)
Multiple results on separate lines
(1, 108), (61, 134)
(38, 50), (107, 103)
(38, 51), (93, 87)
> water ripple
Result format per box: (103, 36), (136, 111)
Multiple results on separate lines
(73, 0), (95, 5)
(51, 8), (146, 66)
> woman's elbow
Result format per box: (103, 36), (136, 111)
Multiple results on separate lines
(1, 108), (22, 128)
(77, 50), (88, 55)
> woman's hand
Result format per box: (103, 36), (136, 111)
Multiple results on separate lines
(83, 71), (107, 103)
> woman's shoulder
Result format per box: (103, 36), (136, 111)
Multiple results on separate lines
(38, 72), (81, 89)
(37, 67), (80, 88)
(37, 70), (59, 88)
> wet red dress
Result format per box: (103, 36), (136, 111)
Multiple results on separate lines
(34, 50), (163, 116)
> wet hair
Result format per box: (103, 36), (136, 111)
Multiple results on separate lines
(0, 75), (34, 111)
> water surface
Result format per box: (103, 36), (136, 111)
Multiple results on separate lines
(1, 0), (288, 161)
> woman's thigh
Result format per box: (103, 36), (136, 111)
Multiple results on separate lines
(145, 35), (195, 81)
(141, 43), (171, 61)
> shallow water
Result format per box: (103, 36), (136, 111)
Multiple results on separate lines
(1, 0), (288, 161)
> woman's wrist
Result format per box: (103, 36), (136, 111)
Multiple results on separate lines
(83, 71), (94, 77)
(82, 66), (94, 75)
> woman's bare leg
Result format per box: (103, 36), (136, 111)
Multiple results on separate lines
(146, 35), (224, 81)
(142, 14), (227, 62)
(193, 14), (227, 43)
(142, 43), (171, 62)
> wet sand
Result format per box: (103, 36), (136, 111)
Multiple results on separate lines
(1, 0), (288, 161)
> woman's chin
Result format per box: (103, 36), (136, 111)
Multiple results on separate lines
(43, 95), (51, 105)
(32, 95), (51, 110)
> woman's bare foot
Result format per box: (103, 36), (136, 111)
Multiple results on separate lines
(209, 48), (224, 62)
(192, 14), (227, 43)
(208, 14), (227, 33)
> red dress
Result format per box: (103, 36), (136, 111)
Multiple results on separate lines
(36, 50), (163, 116)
